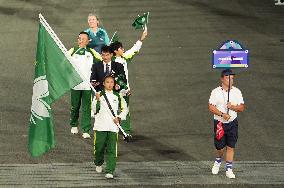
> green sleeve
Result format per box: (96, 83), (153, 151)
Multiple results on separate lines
(68, 48), (74, 55)
(89, 48), (102, 63)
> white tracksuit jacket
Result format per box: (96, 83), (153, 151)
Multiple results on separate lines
(92, 90), (128, 133)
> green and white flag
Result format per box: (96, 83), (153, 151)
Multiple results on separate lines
(132, 12), (149, 30)
(28, 14), (83, 157)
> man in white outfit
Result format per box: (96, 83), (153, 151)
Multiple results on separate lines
(110, 30), (148, 137)
(68, 31), (102, 139)
(208, 69), (245, 179)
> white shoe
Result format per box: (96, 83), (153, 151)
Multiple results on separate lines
(95, 166), (102, 173)
(105, 173), (114, 179)
(71, 127), (78, 134)
(82, 133), (90, 139)
(211, 162), (221, 175)
(226, 169), (236, 179)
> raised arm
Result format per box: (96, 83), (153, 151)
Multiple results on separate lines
(123, 31), (148, 60)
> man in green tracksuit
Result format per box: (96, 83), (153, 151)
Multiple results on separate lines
(92, 75), (128, 179)
(110, 30), (148, 137)
(69, 31), (102, 139)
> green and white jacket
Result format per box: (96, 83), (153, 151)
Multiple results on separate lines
(113, 40), (142, 93)
(92, 90), (128, 133)
(68, 47), (102, 90)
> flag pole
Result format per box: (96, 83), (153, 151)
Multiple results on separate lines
(109, 31), (117, 44)
(144, 12), (149, 32)
(147, 12), (149, 23)
(100, 95), (130, 141)
(39, 14), (67, 55)
(227, 75), (231, 114)
(38, 14), (97, 94)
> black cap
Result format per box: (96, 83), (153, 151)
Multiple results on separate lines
(221, 69), (235, 77)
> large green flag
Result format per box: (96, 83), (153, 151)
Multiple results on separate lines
(28, 16), (83, 157)
(132, 12), (149, 30)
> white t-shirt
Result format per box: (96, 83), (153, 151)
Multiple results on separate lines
(209, 86), (244, 123)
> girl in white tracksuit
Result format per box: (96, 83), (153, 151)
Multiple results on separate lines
(92, 75), (128, 179)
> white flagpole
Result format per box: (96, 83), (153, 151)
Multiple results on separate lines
(146, 12), (149, 24)
(109, 31), (117, 44)
(39, 14), (67, 56)
(99, 96), (130, 139)
(38, 14), (97, 94)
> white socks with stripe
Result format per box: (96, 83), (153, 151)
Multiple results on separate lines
(226, 161), (233, 171)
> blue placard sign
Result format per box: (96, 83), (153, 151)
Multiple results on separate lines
(212, 40), (249, 69)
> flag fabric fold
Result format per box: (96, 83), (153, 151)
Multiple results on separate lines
(28, 15), (83, 157)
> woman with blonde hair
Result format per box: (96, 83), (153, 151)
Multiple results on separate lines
(85, 14), (110, 53)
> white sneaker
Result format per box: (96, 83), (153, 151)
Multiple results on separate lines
(71, 127), (78, 134)
(82, 133), (91, 139)
(105, 173), (114, 179)
(95, 166), (102, 173)
(211, 162), (221, 175)
(226, 169), (236, 179)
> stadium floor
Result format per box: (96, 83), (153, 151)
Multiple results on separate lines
(0, 0), (283, 187)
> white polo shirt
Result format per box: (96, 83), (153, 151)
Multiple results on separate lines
(209, 86), (244, 123)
